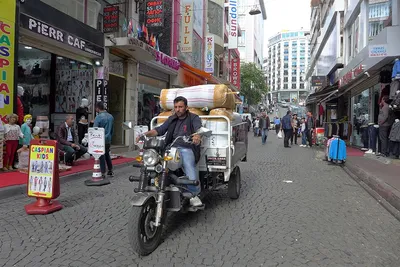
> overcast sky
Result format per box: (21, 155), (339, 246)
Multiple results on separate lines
(263, 0), (311, 54)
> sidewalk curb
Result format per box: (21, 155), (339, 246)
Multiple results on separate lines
(342, 164), (400, 221)
(0, 161), (134, 201)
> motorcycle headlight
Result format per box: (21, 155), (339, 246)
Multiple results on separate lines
(143, 149), (159, 166)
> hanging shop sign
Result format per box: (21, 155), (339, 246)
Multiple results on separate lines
(180, 3), (193, 52)
(103, 5), (119, 33)
(146, 0), (164, 27)
(20, 14), (104, 57)
(230, 58), (240, 89)
(311, 76), (327, 87)
(128, 37), (180, 70)
(339, 64), (364, 87)
(369, 44), (388, 58)
(0, 0), (16, 121)
(95, 79), (109, 113)
(204, 35), (214, 73)
(228, 0), (238, 49)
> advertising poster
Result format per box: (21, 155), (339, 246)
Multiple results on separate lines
(88, 127), (105, 155)
(0, 0), (16, 121)
(27, 145), (55, 198)
(204, 35), (214, 73)
(180, 2), (193, 52)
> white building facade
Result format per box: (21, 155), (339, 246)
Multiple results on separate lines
(267, 30), (310, 104)
(237, 0), (267, 68)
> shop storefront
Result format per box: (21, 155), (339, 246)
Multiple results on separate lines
(17, 1), (104, 130)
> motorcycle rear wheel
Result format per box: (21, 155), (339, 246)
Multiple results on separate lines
(128, 198), (163, 256)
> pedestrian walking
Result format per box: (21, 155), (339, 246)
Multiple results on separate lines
(245, 116), (251, 132)
(274, 117), (281, 134)
(291, 114), (300, 145)
(281, 110), (293, 148)
(94, 101), (115, 178)
(305, 111), (315, 147)
(300, 118), (307, 147)
(253, 117), (260, 137)
(259, 113), (270, 145)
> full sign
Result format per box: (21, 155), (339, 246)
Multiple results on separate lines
(88, 127), (105, 155)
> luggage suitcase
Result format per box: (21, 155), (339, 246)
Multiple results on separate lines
(328, 136), (346, 163)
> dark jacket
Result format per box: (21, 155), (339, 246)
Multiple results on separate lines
(155, 112), (202, 163)
(56, 122), (77, 149)
(306, 116), (314, 130)
(259, 116), (270, 129)
(389, 121), (400, 142)
(281, 115), (292, 130)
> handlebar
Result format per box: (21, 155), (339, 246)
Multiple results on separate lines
(169, 174), (199, 186)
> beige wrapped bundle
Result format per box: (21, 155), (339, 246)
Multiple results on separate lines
(160, 84), (235, 110)
(209, 108), (234, 121)
(156, 108), (207, 124)
(157, 111), (173, 123)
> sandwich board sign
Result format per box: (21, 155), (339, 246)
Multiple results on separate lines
(88, 127), (105, 156)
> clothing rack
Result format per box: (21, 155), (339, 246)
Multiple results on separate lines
(322, 121), (350, 140)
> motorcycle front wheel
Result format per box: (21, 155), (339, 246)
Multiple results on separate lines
(128, 198), (163, 256)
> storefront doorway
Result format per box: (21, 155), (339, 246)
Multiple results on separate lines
(17, 45), (51, 121)
(108, 74), (126, 146)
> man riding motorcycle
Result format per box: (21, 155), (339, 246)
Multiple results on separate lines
(136, 96), (203, 206)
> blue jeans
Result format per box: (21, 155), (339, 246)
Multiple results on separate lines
(301, 131), (307, 145)
(178, 147), (200, 195)
(261, 128), (269, 144)
(368, 125), (379, 152)
(254, 127), (259, 136)
(100, 144), (113, 174)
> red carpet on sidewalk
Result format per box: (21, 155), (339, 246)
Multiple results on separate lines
(347, 147), (365, 157)
(0, 157), (134, 189)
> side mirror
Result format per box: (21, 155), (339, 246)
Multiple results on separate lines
(122, 121), (133, 130)
(194, 127), (212, 137)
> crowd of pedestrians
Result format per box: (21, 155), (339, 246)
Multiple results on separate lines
(249, 110), (315, 148)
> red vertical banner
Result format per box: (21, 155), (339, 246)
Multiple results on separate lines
(231, 58), (240, 90)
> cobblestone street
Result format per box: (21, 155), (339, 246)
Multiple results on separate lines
(1, 133), (399, 267)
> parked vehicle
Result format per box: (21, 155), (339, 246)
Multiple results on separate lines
(124, 114), (248, 256)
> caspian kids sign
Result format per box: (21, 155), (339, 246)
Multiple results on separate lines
(0, 0), (16, 121)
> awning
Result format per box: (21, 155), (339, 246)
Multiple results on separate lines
(306, 84), (339, 104)
(179, 61), (213, 81)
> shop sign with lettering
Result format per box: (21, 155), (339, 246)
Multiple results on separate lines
(230, 58), (240, 89)
(128, 37), (180, 71)
(103, 6), (119, 33)
(339, 64), (364, 87)
(0, 0), (16, 121)
(146, 0), (164, 27)
(20, 14), (104, 57)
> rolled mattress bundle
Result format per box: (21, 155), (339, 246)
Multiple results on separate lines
(160, 84), (236, 110)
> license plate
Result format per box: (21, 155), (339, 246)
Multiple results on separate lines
(207, 157), (226, 166)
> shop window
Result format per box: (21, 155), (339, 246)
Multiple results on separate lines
(17, 45), (52, 119)
(352, 89), (370, 147)
(55, 58), (93, 113)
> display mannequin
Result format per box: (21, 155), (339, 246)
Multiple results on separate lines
(3, 114), (24, 170)
(20, 114), (33, 147)
(378, 96), (392, 157)
(365, 123), (379, 154)
(17, 86), (25, 125)
(32, 126), (41, 140)
(389, 119), (400, 159)
(76, 98), (89, 144)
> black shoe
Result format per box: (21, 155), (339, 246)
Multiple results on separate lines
(107, 170), (114, 177)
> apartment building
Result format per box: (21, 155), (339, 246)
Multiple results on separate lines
(267, 30), (310, 104)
